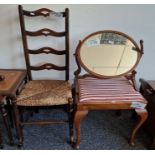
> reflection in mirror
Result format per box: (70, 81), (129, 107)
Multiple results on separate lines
(79, 32), (139, 77)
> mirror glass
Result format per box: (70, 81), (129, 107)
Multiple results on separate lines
(79, 32), (139, 77)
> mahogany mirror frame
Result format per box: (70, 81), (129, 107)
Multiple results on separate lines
(75, 30), (144, 78)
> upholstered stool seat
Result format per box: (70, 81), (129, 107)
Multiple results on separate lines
(16, 80), (72, 106)
(78, 77), (145, 103)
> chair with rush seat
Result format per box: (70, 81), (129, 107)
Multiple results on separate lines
(73, 30), (148, 149)
(12, 5), (73, 146)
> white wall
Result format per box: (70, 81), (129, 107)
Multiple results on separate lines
(0, 4), (155, 84)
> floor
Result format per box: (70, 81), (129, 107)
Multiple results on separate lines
(0, 109), (152, 150)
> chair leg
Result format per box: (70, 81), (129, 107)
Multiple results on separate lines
(0, 106), (3, 149)
(0, 130), (3, 149)
(73, 110), (88, 149)
(129, 109), (148, 145)
(0, 103), (14, 145)
(6, 98), (14, 128)
(68, 98), (74, 144)
(150, 138), (155, 150)
(12, 97), (23, 147)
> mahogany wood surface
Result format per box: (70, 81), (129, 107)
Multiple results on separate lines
(0, 70), (26, 96)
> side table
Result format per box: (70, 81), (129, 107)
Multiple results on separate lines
(140, 78), (155, 149)
(0, 69), (27, 147)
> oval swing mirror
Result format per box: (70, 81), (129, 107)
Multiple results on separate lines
(77, 30), (142, 78)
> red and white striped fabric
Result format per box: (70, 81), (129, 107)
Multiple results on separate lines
(78, 77), (145, 103)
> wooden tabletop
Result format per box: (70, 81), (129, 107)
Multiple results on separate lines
(0, 69), (26, 96)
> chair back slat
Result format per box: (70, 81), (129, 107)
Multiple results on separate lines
(28, 47), (66, 55)
(30, 63), (66, 71)
(23, 8), (65, 17)
(26, 29), (66, 37)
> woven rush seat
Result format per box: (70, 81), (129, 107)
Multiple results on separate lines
(16, 80), (72, 106)
(78, 77), (145, 103)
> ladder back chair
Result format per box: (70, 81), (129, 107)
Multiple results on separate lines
(12, 5), (73, 147)
(73, 30), (148, 149)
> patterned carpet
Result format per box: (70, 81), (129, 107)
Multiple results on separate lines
(0, 109), (152, 150)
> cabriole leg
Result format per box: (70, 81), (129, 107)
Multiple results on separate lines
(129, 109), (148, 145)
(73, 110), (88, 149)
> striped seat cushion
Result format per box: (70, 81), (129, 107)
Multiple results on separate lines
(78, 77), (145, 103)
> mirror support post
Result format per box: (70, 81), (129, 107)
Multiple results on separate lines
(74, 41), (82, 78)
(140, 40), (144, 54)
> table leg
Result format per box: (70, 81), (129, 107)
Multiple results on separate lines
(68, 98), (74, 144)
(6, 98), (14, 128)
(0, 103), (14, 145)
